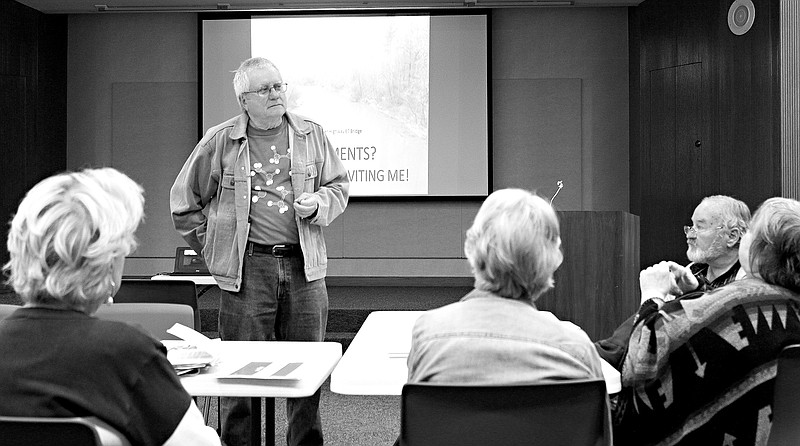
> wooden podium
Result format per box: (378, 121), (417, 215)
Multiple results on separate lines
(536, 211), (640, 341)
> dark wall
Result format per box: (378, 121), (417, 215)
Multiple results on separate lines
(629, 0), (781, 267)
(0, 0), (67, 268)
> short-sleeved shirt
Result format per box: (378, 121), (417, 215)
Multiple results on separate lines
(0, 307), (192, 446)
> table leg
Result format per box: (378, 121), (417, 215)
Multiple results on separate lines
(197, 284), (214, 298)
(249, 397), (276, 446)
(265, 397), (275, 445)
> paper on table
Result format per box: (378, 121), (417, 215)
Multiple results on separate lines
(165, 323), (220, 369)
(167, 323), (216, 346)
(218, 361), (304, 381)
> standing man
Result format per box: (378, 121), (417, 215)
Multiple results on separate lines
(595, 195), (750, 369)
(170, 57), (349, 446)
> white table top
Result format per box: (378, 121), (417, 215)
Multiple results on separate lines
(331, 311), (422, 395)
(151, 274), (217, 286)
(330, 311), (622, 395)
(165, 341), (342, 398)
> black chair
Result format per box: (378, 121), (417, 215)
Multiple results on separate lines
(3, 300), (195, 340)
(94, 303), (195, 340)
(114, 279), (200, 331)
(114, 279), (216, 423)
(400, 379), (610, 446)
(0, 415), (131, 446)
(767, 344), (800, 446)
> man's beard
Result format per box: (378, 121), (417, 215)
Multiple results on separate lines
(687, 238), (728, 264)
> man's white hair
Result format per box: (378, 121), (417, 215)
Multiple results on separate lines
(700, 195), (751, 234)
(232, 57), (281, 110)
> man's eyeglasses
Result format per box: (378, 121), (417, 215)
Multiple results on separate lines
(683, 225), (724, 236)
(244, 83), (288, 97)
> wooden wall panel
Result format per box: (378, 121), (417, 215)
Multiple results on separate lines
(628, 6), (642, 217)
(781, 0), (800, 200)
(713, 0), (781, 208)
(630, 0), (781, 268)
(537, 211), (640, 340)
(34, 14), (68, 185)
(0, 75), (27, 267)
(0, 0), (66, 269)
(641, 64), (707, 266)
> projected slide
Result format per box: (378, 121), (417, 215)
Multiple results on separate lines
(202, 12), (489, 198)
(252, 16), (429, 196)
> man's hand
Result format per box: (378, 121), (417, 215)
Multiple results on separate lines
(640, 261), (682, 304)
(665, 261), (699, 294)
(293, 193), (319, 219)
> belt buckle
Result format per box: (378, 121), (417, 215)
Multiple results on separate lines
(271, 244), (288, 258)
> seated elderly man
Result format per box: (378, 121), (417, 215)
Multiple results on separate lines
(407, 188), (603, 385)
(595, 195), (750, 369)
(614, 197), (800, 446)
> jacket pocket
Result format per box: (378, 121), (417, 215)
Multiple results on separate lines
(304, 162), (320, 192)
(203, 172), (238, 278)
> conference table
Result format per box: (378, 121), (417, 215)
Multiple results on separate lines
(151, 274), (217, 297)
(165, 340), (342, 446)
(151, 274), (217, 286)
(330, 311), (621, 396)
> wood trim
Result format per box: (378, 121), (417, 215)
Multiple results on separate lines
(782, 0), (800, 199)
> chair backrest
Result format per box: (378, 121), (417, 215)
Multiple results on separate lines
(95, 303), (194, 340)
(114, 279), (200, 330)
(400, 379), (609, 446)
(0, 415), (131, 446)
(1, 301), (193, 340)
(767, 344), (800, 446)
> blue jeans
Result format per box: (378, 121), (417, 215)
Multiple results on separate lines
(218, 251), (328, 446)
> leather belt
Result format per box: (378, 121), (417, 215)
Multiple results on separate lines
(247, 242), (302, 258)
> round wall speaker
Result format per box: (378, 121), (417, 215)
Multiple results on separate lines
(728, 0), (755, 36)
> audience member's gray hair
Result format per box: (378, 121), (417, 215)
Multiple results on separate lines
(232, 57), (281, 109)
(4, 168), (144, 311)
(747, 197), (800, 293)
(465, 188), (562, 302)
(701, 195), (751, 236)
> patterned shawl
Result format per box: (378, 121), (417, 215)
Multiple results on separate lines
(615, 278), (800, 446)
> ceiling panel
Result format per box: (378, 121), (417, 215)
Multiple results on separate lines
(17, 0), (643, 14)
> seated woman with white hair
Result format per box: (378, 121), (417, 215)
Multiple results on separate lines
(0, 168), (220, 446)
(407, 188), (604, 385)
(615, 197), (800, 445)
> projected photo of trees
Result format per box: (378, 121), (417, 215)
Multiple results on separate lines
(254, 16), (430, 196)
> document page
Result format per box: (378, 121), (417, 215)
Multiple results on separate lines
(164, 323), (220, 373)
(219, 361), (304, 381)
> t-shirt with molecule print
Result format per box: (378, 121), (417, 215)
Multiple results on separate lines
(245, 118), (300, 245)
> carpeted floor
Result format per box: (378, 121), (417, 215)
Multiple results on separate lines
(191, 285), (465, 446)
(198, 377), (401, 446)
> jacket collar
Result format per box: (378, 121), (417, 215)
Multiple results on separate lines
(228, 111), (311, 141)
(460, 288), (538, 309)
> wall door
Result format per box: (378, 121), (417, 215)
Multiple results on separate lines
(642, 62), (709, 267)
